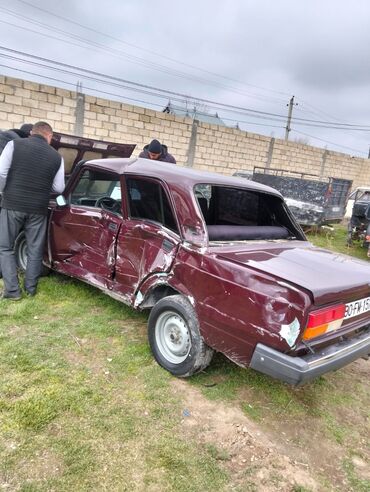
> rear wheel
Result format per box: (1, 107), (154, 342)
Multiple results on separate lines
(14, 231), (50, 276)
(148, 295), (213, 377)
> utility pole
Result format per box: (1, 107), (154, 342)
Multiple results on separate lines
(285, 95), (297, 140)
(74, 81), (85, 137)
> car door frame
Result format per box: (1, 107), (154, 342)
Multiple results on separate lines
(48, 165), (124, 289)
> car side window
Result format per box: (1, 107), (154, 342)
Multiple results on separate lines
(70, 169), (121, 214)
(127, 178), (178, 233)
(359, 191), (370, 202)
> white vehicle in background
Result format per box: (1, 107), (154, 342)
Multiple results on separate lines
(345, 186), (370, 218)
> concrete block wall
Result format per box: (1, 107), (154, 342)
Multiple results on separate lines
(83, 95), (193, 163)
(1, 74), (370, 189)
(0, 76), (76, 134)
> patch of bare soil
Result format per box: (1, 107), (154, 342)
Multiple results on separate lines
(0, 446), (62, 490)
(172, 379), (357, 492)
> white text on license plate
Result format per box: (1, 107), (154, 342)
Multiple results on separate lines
(344, 296), (370, 320)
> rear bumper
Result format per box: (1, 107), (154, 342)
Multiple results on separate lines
(250, 330), (370, 385)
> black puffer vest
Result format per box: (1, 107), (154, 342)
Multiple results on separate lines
(0, 130), (20, 153)
(2, 134), (61, 215)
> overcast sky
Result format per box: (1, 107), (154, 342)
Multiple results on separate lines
(1, 0), (370, 158)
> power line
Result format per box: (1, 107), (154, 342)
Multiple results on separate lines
(291, 129), (366, 155)
(1, 46), (370, 131)
(0, 61), (286, 132)
(14, 0), (291, 99)
(1, 0), (367, 156)
(1, 60), (367, 156)
(0, 46), (297, 122)
(0, 55), (289, 127)
(0, 63), (168, 109)
(0, 9), (288, 106)
(295, 100), (370, 143)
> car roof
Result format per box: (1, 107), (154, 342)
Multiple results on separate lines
(84, 157), (283, 198)
(354, 186), (370, 192)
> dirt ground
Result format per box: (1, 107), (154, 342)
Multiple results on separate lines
(172, 360), (370, 492)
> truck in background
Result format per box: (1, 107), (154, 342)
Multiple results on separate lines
(346, 187), (370, 257)
(234, 167), (352, 228)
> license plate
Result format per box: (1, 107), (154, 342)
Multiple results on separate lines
(344, 296), (370, 320)
(331, 206), (341, 212)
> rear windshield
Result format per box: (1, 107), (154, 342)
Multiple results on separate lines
(195, 185), (291, 226)
(194, 184), (302, 241)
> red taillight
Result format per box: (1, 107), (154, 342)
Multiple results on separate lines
(304, 304), (345, 340)
(306, 305), (346, 327)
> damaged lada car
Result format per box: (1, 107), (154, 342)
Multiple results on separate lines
(18, 158), (370, 385)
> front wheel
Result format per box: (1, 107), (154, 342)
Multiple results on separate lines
(148, 295), (213, 377)
(14, 231), (50, 276)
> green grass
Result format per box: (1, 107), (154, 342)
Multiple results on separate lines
(306, 223), (369, 260)
(0, 274), (227, 491)
(0, 224), (368, 490)
(343, 458), (370, 492)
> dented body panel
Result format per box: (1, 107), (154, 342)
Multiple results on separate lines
(44, 158), (370, 383)
(166, 244), (311, 367)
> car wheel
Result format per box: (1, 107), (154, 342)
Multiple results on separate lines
(14, 231), (50, 276)
(148, 294), (213, 377)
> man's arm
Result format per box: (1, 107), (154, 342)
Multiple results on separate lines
(52, 157), (65, 193)
(0, 140), (14, 192)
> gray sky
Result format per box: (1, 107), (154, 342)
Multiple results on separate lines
(1, 0), (370, 157)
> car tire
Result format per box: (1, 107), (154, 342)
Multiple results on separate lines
(148, 294), (214, 377)
(14, 231), (50, 276)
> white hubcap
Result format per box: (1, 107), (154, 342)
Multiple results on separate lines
(155, 311), (191, 364)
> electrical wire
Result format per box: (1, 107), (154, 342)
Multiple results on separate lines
(14, 0), (291, 99)
(0, 63), (168, 109)
(0, 61), (287, 132)
(291, 129), (366, 155)
(0, 46), (298, 122)
(1, 59), (367, 155)
(1, 46), (370, 131)
(0, 9), (288, 105)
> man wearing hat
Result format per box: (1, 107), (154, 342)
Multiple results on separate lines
(139, 139), (176, 164)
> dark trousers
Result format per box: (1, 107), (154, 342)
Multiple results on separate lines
(0, 209), (47, 296)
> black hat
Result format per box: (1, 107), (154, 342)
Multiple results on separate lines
(148, 139), (162, 154)
(20, 123), (33, 136)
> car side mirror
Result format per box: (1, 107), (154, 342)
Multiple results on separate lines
(56, 195), (67, 207)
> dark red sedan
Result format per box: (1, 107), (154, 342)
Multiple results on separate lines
(22, 157), (370, 384)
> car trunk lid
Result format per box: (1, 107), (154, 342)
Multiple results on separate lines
(216, 242), (370, 306)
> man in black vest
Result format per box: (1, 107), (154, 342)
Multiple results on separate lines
(0, 123), (33, 280)
(0, 121), (65, 300)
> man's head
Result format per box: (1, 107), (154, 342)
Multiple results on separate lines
(19, 123), (33, 137)
(147, 139), (162, 160)
(31, 121), (53, 144)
